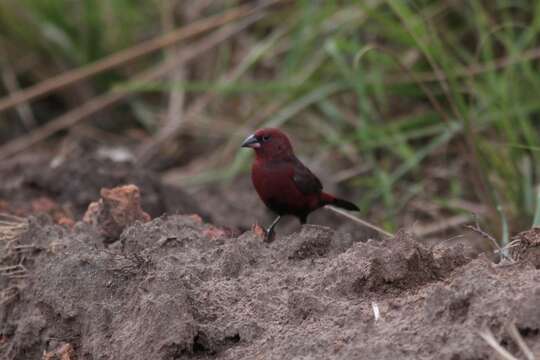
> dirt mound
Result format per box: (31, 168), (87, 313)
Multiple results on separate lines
(2, 212), (539, 359)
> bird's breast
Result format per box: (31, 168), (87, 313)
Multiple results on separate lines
(251, 160), (320, 215)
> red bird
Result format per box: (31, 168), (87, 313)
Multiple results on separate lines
(241, 128), (359, 241)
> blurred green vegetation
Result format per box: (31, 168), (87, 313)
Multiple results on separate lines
(1, 0), (540, 238)
(0, 0), (157, 64)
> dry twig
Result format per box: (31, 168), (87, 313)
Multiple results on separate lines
(479, 324), (535, 360)
(0, 44), (36, 129)
(385, 46), (540, 85)
(479, 328), (519, 360)
(464, 215), (505, 254)
(159, 0), (190, 153)
(324, 205), (394, 238)
(413, 214), (471, 238)
(0, 263), (28, 278)
(507, 323), (535, 360)
(0, 213), (28, 243)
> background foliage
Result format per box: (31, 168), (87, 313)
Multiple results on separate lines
(1, 0), (540, 239)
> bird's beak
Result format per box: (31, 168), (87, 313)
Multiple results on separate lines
(241, 134), (260, 148)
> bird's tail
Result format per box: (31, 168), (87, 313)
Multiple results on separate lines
(321, 192), (359, 211)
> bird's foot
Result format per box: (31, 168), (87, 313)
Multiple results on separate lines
(264, 227), (276, 243)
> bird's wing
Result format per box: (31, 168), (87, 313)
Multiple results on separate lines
(291, 157), (323, 195)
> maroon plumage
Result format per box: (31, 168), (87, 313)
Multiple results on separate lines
(241, 128), (359, 241)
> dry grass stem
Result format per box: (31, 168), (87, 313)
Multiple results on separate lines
(479, 329), (519, 360)
(413, 214), (471, 238)
(0, 0), (285, 114)
(324, 205), (394, 238)
(506, 323), (535, 360)
(0, 13), (267, 161)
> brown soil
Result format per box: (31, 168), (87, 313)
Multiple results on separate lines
(0, 149), (207, 220)
(1, 154), (540, 359)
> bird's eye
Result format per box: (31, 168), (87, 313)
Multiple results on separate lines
(262, 135), (271, 141)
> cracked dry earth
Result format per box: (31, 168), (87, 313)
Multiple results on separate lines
(1, 211), (540, 359)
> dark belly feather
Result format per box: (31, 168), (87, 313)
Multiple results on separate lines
(251, 159), (322, 220)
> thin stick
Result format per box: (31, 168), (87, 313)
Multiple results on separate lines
(161, 0), (187, 154)
(0, 0), (284, 114)
(506, 323), (535, 360)
(0, 45), (36, 128)
(478, 329), (518, 360)
(0, 14), (265, 161)
(324, 205), (394, 238)
(385, 46), (540, 85)
(465, 214), (502, 249)
(371, 302), (381, 321)
(413, 214), (470, 238)
(0, 213), (26, 222)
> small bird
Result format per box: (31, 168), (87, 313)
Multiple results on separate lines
(241, 128), (359, 242)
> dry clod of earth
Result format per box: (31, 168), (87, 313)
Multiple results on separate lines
(41, 342), (76, 360)
(1, 205), (540, 359)
(83, 184), (151, 241)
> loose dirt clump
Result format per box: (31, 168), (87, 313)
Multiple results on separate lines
(83, 184), (151, 242)
(42, 342), (76, 360)
(1, 207), (539, 359)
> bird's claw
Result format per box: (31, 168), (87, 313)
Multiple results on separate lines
(264, 227), (276, 243)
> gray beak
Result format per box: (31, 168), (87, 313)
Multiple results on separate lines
(241, 134), (260, 148)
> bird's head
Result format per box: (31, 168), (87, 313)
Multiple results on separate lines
(241, 128), (294, 160)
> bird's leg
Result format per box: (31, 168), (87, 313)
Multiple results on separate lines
(264, 215), (281, 243)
